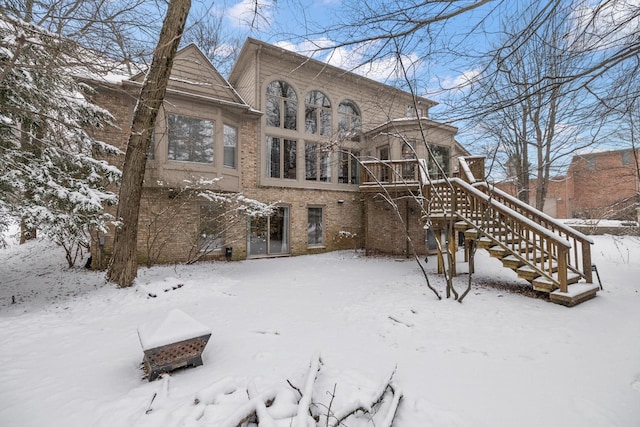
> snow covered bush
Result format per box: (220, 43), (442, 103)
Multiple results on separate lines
(0, 13), (121, 257)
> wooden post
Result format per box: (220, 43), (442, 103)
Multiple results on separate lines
(449, 224), (457, 277)
(581, 241), (593, 283)
(436, 228), (444, 275)
(558, 247), (568, 293)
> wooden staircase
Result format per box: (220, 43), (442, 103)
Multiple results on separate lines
(427, 158), (598, 306)
(360, 156), (599, 306)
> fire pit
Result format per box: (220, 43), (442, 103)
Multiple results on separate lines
(137, 309), (212, 381)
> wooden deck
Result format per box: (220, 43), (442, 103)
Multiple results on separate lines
(360, 157), (597, 306)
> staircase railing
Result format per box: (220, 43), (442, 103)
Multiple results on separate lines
(473, 183), (594, 283)
(455, 156), (593, 284)
(426, 178), (575, 291)
(357, 156), (593, 290)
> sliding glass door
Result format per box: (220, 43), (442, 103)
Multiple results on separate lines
(248, 206), (290, 257)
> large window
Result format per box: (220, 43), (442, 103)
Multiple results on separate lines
(305, 91), (331, 136)
(223, 124), (237, 168)
(168, 114), (214, 164)
(267, 136), (297, 179)
(266, 80), (297, 130)
(339, 149), (360, 184)
(307, 207), (324, 247)
(305, 142), (331, 182)
(338, 100), (361, 136)
(199, 204), (224, 252)
(427, 144), (450, 179)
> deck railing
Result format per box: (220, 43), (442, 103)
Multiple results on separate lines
(360, 159), (424, 187)
(358, 156), (593, 291)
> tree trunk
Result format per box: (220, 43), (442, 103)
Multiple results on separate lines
(106, 0), (191, 287)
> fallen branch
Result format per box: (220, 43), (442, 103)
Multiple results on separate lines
(388, 316), (414, 327)
(219, 388), (278, 427)
(194, 377), (237, 405)
(248, 379), (276, 427)
(329, 367), (402, 427)
(287, 379), (303, 398)
(379, 382), (403, 427)
(295, 352), (323, 426)
(145, 374), (170, 415)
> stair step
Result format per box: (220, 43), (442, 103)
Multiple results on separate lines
(532, 272), (582, 292)
(454, 221), (470, 231)
(550, 283), (599, 307)
(516, 265), (539, 282)
(476, 237), (493, 249)
(487, 245), (507, 259)
(501, 255), (524, 269)
(515, 245), (537, 254)
(465, 229), (488, 240)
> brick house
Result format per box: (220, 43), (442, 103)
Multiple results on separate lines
(86, 39), (603, 305)
(89, 39), (467, 266)
(496, 148), (640, 220)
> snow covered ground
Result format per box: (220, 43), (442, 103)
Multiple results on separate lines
(1, 233), (639, 426)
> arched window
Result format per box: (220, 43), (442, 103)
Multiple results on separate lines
(338, 100), (361, 136)
(266, 80), (297, 130)
(305, 91), (331, 136)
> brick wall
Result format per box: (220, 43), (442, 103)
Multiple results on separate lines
(364, 192), (427, 256)
(495, 149), (640, 220)
(570, 150), (639, 219)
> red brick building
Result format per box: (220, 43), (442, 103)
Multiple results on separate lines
(497, 149), (640, 220)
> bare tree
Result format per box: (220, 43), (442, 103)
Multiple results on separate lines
(1, 0), (162, 68)
(107, 0), (191, 288)
(181, 6), (242, 76)
(463, 2), (605, 210)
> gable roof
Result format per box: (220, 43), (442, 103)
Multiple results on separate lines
(130, 44), (252, 111)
